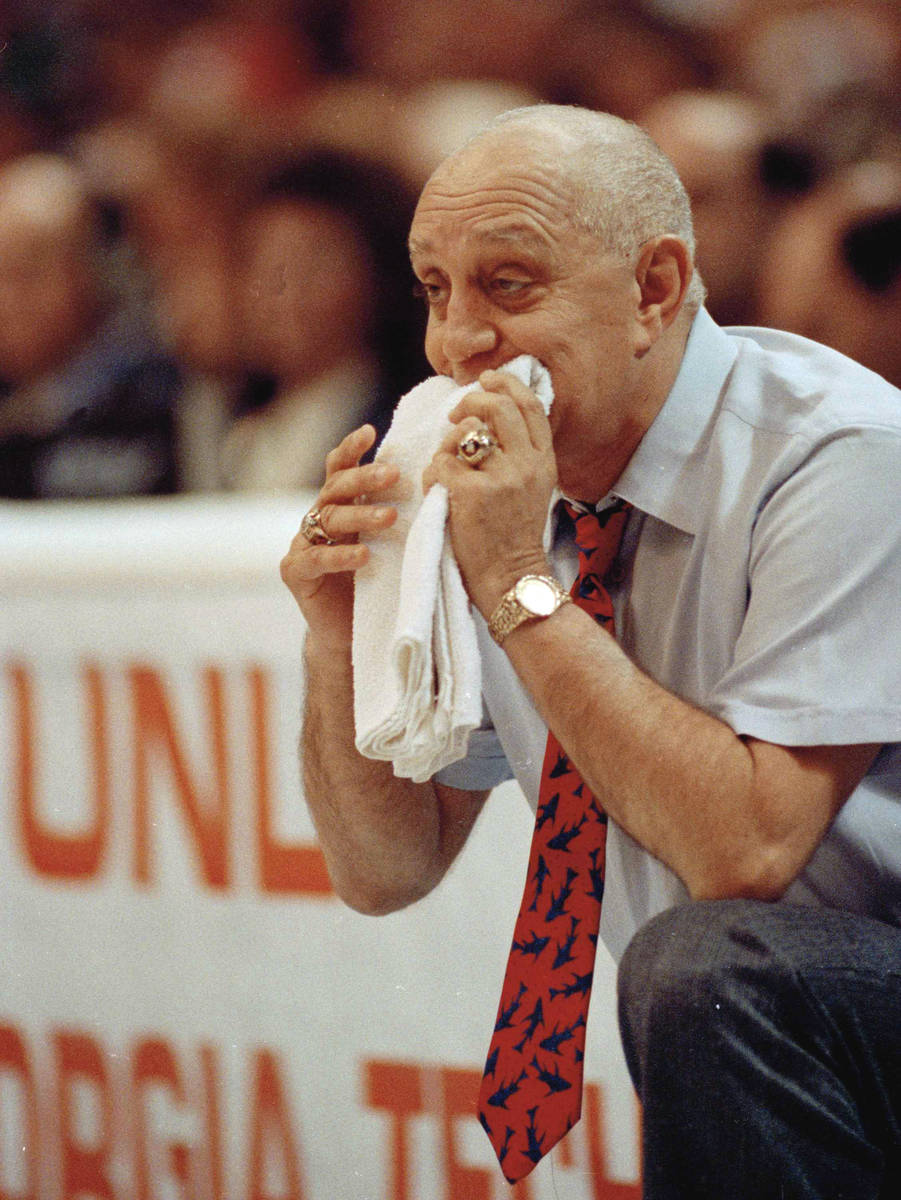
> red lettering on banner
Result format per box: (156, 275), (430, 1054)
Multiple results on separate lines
(364, 1058), (641, 1199)
(584, 1085), (641, 1200)
(440, 1065), (491, 1200)
(6, 660), (332, 897)
(11, 662), (110, 880)
(247, 1049), (306, 1200)
(440, 1066), (536, 1200)
(200, 1043), (225, 1200)
(54, 1030), (115, 1200)
(133, 1038), (191, 1200)
(0, 1026), (312, 1199)
(0, 1025), (39, 1200)
(131, 665), (231, 889)
(250, 667), (331, 896)
(364, 1060), (425, 1200)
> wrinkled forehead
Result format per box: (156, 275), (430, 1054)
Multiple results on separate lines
(423, 123), (578, 202)
(409, 129), (581, 256)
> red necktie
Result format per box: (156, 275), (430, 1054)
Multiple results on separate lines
(477, 498), (631, 1183)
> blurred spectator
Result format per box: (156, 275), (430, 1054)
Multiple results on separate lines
(218, 150), (428, 492)
(0, 89), (38, 166)
(343, 0), (578, 91)
(136, 150), (246, 491)
(542, 6), (715, 120)
(0, 5), (96, 144)
(284, 77), (407, 174)
(758, 83), (901, 200)
(142, 13), (317, 165)
(722, 0), (900, 122)
(1, 0), (898, 501)
(640, 89), (776, 325)
(757, 158), (901, 387)
(0, 153), (180, 499)
(392, 79), (544, 190)
(73, 119), (252, 491)
(77, 3), (190, 125)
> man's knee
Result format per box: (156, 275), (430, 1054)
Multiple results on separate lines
(616, 901), (901, 1194)
(618, 898), (751, 1004)
(616, 899), (780, 1079)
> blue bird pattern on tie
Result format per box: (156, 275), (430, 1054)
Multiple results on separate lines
(477, 498), (631, 1183)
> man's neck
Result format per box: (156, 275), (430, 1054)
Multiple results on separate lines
(557, 418), (645, 504)
(558, 315), (693, 503)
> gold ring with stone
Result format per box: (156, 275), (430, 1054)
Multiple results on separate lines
(300, 506), (336, 546)
(456, 426), (498, 468)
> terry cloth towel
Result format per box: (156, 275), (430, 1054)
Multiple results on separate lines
(352, 355), (554, 783)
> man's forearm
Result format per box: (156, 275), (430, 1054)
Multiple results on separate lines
(302, 634), (448, 914)
(501, 603), (876, 901)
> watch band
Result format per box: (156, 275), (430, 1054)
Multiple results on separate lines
(487, 574), (571, 645)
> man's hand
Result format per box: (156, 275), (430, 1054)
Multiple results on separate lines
(280, 424), (400, 651)
(281, 429), (490, 917)
(422, 369), (559, 617)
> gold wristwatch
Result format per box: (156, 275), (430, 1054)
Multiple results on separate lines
(487, 574), (572, 645)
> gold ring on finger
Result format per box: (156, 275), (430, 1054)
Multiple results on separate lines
(300, 506), (336, 546)
(456, 426), (498, 468)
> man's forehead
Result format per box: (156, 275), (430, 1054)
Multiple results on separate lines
(429, 129), (567, 195)
(409, 139), (581, 259)
(408, 220), (557, 259)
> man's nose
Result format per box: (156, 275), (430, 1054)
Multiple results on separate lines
(441, 294), (500, 379)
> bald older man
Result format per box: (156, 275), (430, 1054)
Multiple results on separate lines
(281, 106), (901, 1198)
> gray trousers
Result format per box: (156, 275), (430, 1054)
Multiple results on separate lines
(617, 899), (901, 1199)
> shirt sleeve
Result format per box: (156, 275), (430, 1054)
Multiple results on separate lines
(433, 724), (513, 790)
(706, 426), (901, 745)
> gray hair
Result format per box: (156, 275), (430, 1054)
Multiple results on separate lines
(463, 104), (707, 313)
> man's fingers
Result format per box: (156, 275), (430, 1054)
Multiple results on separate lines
(319, 457), (400, 506)
(448, 372), (551, 453)
(315, 500), (398, 542)
(280, 535), (370, 594)
(435, 415), (495, 457)
(284, 421), (402, 593)
(324, 423), (378, 478)
(480, 369), (554, 452)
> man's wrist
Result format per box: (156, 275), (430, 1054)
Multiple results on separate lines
(303, 629), (352, 676)
(487, 573), (572, 645)
(476, 552), (553, 618)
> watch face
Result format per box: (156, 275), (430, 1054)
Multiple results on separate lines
(515, 575), (558, 616)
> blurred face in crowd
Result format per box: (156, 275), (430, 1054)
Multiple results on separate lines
(758, 161), (901, 387)
(0, 208), (99, 383)
(242, 198), (374, 388)
(409, 130), (661, 495)
(641, 92), (770, 325)
(348, 0), (572, 87)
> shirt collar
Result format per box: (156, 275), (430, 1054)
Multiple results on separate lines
(608, 307), (738, 536)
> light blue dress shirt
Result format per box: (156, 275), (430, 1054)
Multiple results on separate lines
(438, 309), (901, 960)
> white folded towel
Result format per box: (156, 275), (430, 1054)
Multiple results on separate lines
(352, 355), (553, 782)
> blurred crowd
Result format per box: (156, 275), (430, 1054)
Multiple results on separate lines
(0, 0), (899, 499)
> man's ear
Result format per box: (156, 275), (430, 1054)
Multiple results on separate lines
(634, 235), (693, 352)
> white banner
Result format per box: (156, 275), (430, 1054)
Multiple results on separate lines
(0, 496), (640, 1200)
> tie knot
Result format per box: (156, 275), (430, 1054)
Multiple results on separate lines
(563, 498), (631, 582)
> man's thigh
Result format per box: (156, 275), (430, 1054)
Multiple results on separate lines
(617, 900), (901, 1199)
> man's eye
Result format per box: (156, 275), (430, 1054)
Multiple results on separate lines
(413, 281), (446, 306)
(492, 277), (529, 295)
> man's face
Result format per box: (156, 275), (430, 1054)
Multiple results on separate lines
(408, 133), (645, 476)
